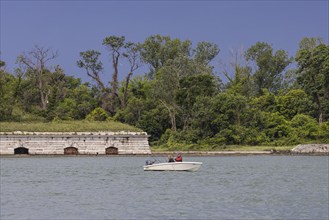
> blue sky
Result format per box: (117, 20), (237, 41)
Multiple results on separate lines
(1, 0), (328, 84)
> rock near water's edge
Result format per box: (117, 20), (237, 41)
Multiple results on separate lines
(291, 144), (329, 153)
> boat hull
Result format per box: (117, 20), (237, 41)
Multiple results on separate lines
(143, 162), (202, 171)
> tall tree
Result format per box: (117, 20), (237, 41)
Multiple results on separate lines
(103, 35), (125, 115)
(121, 42), (141, 108)
(176, 74), (217, 129)
(222, 47), (252, 96)
(46, 66), (84, 120)
(245, 42), (292, 96)
(296, 37), (329, 124)
(277, 89), (314, 120)
(77, 50), (105, 90)
(77, 50), (111, 112)
(193, 41), (219, 65)
(153, 63), (180, 131)
(0, 69), (16, 120)
(298, 37), (325, 51)
(16, 46), (58, 110)
(140, 35), (192, 79)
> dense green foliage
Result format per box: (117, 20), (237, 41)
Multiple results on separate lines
(0, 36), (328, 148)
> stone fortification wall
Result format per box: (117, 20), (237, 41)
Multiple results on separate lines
(0, 131), (151, 155)
(291, 144), (329, 154)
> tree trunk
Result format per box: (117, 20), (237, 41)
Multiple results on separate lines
(319, 111), (323, 125)
(170, 111), (177, 131)
(160, 100), (177, 131)
(109, 53), (119, 115)
(316, 93), (324, 125)
(122, 72), (133, 109)
(38, 68), (49, 110)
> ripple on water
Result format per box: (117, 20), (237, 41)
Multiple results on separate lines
(0, 156), (328, 219)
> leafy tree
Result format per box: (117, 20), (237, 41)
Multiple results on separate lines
(71, 84), (98, 119)
(212, 92), (248, 129)
(77, 50), (105, 90)
(16, 71), (42, 113)
(137, 105), (171, 143)
(176, 74), (218, 129)
(318, 122), (329, 142)
(281, 69), (299, 91)
(0, 71), (16, 120)
(277, 89), (315, 120)
(46, 66), (70, 119)
(55, 98), (77, 120)
(245, 42), (292, 96)
(189, 91), (251, 146)
(289, 114), (320, 141)
(103, 36), (126, 114)
(121, 42), (141, 108)
(189, 96), (218, 140)
(153, 64), (181, 131)
(86, 107), (110, 121)
(259, 112), (290, 143)
(140, 35), (192, 79)
(77, 50), (111, 112)
(140, 35), (220, 133)
(115, 77), (151, 125)
(193, 41), (220, 65)
(49, 81), (96, 120)
(78, 37), (142, 116)
(152, 55), (213, 132)
(295, 38), (329, 124)
(298, 37), (325, 50)
(249, 89), (277, 113)
(222, 47), (253, 96)
(114, 76), (169, 142)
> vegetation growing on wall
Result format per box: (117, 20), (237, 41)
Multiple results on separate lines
(0, 121), (141, 132)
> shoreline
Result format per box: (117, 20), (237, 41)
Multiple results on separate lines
(150, 150), (328, 156)
(1, 150), (328, 157)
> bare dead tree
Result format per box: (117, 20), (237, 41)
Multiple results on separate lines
(16, 45), (58, 110)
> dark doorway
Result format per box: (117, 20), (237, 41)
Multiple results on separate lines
(64, 147), (78, 155)
(14, 147), (29, 155)
(105, 147), (118, 155)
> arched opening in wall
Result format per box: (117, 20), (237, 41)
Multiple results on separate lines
(105, 147), (118, 155)
(64, 147), (78, 155)
(14, 147), (29, 155)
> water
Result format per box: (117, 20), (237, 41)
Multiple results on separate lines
(1, 156), (328, 220)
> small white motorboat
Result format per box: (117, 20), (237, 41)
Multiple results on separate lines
(143, 161), (202, 171)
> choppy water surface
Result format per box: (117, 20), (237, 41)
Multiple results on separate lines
(1, 156), (328, 219)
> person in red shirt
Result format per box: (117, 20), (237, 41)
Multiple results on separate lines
(175, 153), (182, 162)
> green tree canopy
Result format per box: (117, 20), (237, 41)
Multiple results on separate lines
(245, 42), (292, 96)
(296, 38), (329, 124)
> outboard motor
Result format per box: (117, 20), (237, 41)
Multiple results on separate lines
(145, 160), (155, 165)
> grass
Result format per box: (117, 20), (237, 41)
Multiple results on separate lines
(0, 120), (142, 132)
(219, 145), (294, 151)
(151, 145), (294, 152)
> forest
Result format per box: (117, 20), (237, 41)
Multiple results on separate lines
(0, 35), (328, 149)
